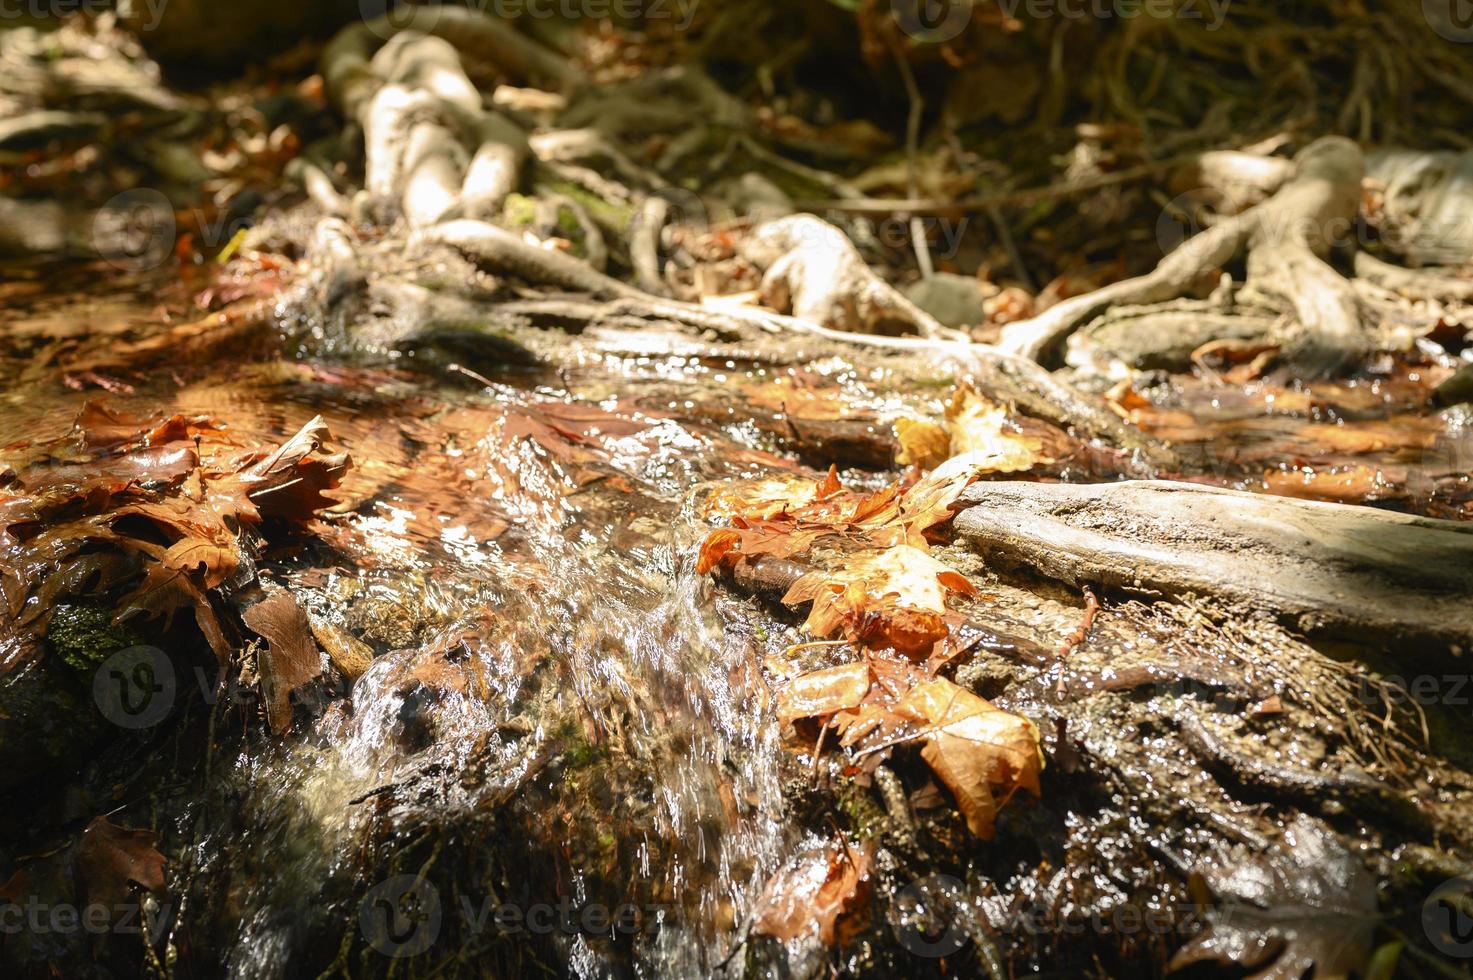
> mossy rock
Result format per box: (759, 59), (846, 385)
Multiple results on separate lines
(46, 603), (147, 673)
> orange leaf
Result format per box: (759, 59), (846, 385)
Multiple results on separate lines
(894, 678), (1043, 838)
(775, 662), (871, 724)
(754, 840), (872, 945)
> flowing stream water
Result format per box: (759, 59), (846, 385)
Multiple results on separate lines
(3, 261), (1472, 979)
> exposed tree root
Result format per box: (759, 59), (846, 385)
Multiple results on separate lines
(739, 213), (966, 341)
(312, 19), (1177, 474)
(954, 479), (1473, 651)
(999, 137), (1372, 377)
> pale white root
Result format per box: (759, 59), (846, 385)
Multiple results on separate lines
(740, 214), (967, 341)
(999, 137), (1371, 377)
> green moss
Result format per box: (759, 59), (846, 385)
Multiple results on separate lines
(46, 603), (146, 672)
(531, 177), (634, 233)
(502, 192), (538, 229)
(834, 779), (887, 840)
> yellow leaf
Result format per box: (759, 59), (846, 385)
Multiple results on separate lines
(894, 417), (950, 469)
(895, 678), (1042, 838)
(945, 384), (1045, 474)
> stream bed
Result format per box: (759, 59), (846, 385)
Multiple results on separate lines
(3, 258), (1473, 980)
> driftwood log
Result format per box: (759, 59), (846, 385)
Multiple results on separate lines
(954, 480), (1473, 650)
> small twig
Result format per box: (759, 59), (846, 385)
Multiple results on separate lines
(885, 32), (933, 279)
(811, 718), (831, 778)
(1053, 586), (1100, 700)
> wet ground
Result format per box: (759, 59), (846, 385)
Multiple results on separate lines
(2, 257), (1473, 980)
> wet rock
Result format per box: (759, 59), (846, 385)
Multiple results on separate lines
(904, 273), (987, 329)
(1434, 360), (1473, 406)
(120, 0), (361, 69)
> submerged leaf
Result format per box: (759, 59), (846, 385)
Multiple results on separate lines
(754, 839), (873, 946)
(242, 591), (323, 735)
(1169, 814), (1376, 980)
(73, 817), (167, 909)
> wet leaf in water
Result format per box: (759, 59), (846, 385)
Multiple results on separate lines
(893, 678), (1043, 839)
(697, 466), (976, 579)
(774, 661), (871, 724)
(1169, 814), (1375, 980)
(1260, 465), (1399, 503)
(241, 590), (323, 735)
(0, 405), (348, 676)
(695, 520), (821, 575)
(753, 839), (873, 946)
(73, 816), (166, 909)
(701, 471), (839, 523)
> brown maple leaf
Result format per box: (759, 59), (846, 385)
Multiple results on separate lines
(241, 590), (323, 735)
(753, 839), (873, 946)
(73, 816), (167, 910)
(892, 678), (1043, 839)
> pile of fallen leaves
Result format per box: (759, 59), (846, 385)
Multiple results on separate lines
(0, 402), (348, 717)
(697, 389), (1045, 846)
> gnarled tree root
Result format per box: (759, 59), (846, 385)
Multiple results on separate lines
(739, 213), (967, 341)
(999, 137), (1371, 377)
(954, 479), (1473, 651)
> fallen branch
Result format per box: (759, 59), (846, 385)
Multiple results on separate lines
(954, 479), (1473, 650)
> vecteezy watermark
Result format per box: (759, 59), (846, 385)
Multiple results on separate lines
(92, 188), (175, 273)
(93, 646), (176, 730)
(360, 876), (443, 958)
(0, 897), (171, 941)
(890, 0), (974, 42)
(1351, 673), (1473, 713)
(891, 874), (1256, 959)
(1424, 876), (1473, 958)
(892, 874), (972, 957)
(90, 188), (275, 273)
(360, 0), (701, 41)
(867, 214), (971, 261)
(1424, 0), (1473, 43)
(0, 0), (163, 27)
(91, 654), (269, 730)
(890, 0), (1230, 42)
(357, 877), (671, 958)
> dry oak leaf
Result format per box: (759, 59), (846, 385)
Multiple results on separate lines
(753, 839), (873, 946)
(781, 546), (976, 656)
(894, 678), (1043, 838)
